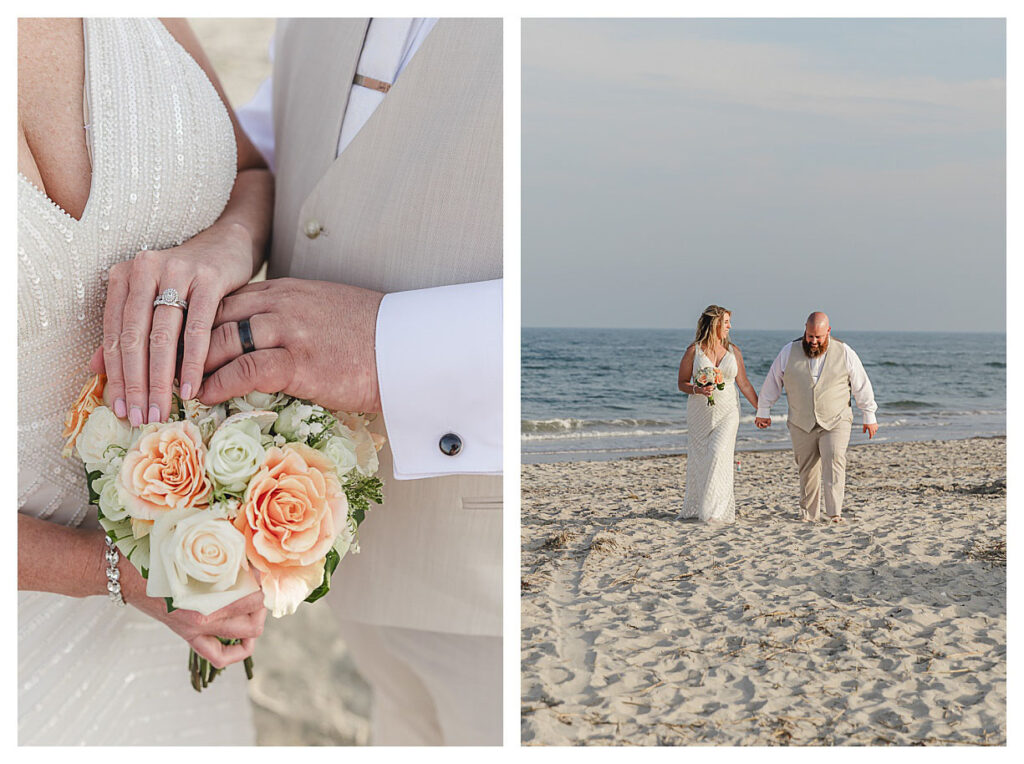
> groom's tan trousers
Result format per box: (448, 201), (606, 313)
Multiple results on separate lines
(787, 420), (852, 519)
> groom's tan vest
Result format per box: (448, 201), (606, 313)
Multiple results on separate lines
(783, 339), (854, 433)
(270, 19), (502, 636)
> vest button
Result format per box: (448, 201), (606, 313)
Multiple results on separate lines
(439, 433), (462, 456)
(304, 219), (322, 239)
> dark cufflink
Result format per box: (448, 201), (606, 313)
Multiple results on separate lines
(439, 433), (463, 456)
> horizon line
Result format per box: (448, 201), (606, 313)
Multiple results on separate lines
(522, 325), (1007, 335)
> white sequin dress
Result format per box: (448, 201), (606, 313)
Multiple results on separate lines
(680, 346), (739, 523)
(18, 19), (253, 745)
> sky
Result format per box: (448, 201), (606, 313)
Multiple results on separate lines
(522, 19), (1006, 332)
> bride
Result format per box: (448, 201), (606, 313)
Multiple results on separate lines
(18, 19), (272, 744)
(677, 305), (759, 523)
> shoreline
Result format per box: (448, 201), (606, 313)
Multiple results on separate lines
(522, 432), (1007, 465)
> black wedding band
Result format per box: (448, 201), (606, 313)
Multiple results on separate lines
(238, 318), (256, 354)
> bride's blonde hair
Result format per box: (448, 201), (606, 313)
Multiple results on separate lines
(694, 305), (731, 351)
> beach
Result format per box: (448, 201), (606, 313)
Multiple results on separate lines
(521, 437), (1006, 746)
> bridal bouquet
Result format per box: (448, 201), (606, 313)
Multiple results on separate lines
(63, 373), (385, 691)
(693, 366), (725, 406)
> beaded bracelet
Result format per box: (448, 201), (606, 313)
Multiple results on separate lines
(104, 535), (126, 607)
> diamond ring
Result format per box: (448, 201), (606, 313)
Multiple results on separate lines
(153, 287), (188, 310)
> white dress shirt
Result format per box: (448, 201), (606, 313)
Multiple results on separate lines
(756, 340), (878, 425)
(237, 19), (502, 479)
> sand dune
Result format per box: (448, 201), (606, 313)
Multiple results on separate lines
(521, 438), (1006, 746)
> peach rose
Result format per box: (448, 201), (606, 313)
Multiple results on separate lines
(714, 368), (724, 385)
(117, 421), (211, 521)
(236, 443), (348, 617)
(61, 373), (105, 457)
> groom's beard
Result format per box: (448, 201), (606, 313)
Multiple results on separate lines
(803, 337), (828, 357)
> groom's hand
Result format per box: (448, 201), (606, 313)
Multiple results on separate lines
(197, 279), (385, 412)
(863, 423), (878, 439)
(755, 417), (771, 429)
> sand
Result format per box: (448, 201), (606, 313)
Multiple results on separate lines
(521, 437), (1006, 746)
(189, 19), (275, 109)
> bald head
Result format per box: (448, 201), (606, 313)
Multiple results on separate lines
(806, 311), (830, 331)
(802, 312), (831, 357)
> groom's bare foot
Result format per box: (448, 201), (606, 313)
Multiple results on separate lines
(830, 516), (844, 523)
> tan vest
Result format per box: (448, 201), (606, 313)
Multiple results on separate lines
(270, 19), (502, 636)
(783, 339), (854, 433)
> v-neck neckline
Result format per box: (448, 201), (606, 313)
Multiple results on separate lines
(699, 344), (729, 367)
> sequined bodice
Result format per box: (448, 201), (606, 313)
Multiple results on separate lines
(18, 18), (236, 527)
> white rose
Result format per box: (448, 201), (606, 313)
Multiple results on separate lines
(206, 420), (266, 494)
(146, 507), (259, 615)
(95, 473), (129, 522)
(274, 401), (314, 441)
(321, 434), (359, 478)
(230, 391), (286, 413)
(76, 406), (132, 472)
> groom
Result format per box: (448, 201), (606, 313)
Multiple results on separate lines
(199, 19), (502, 745)
(754, 312), (878, 522)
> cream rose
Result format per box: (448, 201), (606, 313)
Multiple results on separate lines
(94, 473), (129, 522)
(335, 415), (384, 477)
(321, 433), (358, 478)
(76, 406), (132, 472)
(235, 443), (348, 617)
(206, 419), (266, 494)
(117, 421), (211, 521)
(146, 507), (260, 615)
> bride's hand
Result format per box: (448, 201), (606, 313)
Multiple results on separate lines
(119, 556), (266, 668)
(692, 384), (714, 397)
(100, 222), (254, 426)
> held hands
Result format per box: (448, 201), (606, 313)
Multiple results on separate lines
(755, 417), (771, 429)
(100, 224), (255, 426)
(863, 423), (879, 439)
(116, 542), (266, 668)
(198, 278), (385, 413)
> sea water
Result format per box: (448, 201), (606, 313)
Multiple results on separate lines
(522, 328), (1005, 464)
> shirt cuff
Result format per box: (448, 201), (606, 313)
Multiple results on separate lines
(755, 406), (772, 419)
(861, 411), (877, 425)
(375, 279), (502, 480)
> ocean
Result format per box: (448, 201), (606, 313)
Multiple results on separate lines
(521, 328), (1006, 464)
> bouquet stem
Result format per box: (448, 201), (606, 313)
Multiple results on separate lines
(189, 641), (255, 693)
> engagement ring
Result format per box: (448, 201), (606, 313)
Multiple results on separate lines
(153, 287), (188, 310)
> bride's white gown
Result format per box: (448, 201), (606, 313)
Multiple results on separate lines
(680, 346), (739, 523)
(18, 19), (253, 745)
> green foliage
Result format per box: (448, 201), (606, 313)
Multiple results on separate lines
(86, 468), (103, 505)
(304, 547), (340, 604)
(344, 475), (383, 527)
(305, 408), (339, 449)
